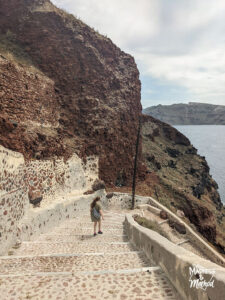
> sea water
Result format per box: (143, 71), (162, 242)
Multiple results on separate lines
(174, 125), (225, 205)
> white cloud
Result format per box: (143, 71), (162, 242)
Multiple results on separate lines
(52, 0), (160, 47)
(136, 49), (225, 104)
(52, 0), (225, 105)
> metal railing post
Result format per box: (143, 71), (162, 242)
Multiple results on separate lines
(131, 116), (142, 209)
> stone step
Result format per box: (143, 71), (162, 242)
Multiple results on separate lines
(83, 214), (125, 220)
(77, 220), (125, 226)
(0, 266), (160, 278)
(12, 240), (136, 256)
(58, 223), (124, 229)
(49, 227), (125, 235)
(62, 218), (124, 226)
(85, 211), (125, 215)
(104, 211), (126, 216)
(0, 252), (150, 275)
(35, 233), (128, 243)
(0, 269), (179, 299)
(1, 209), (181, 299)
(66, 214), (124, 222)
(71, 218), (124, 224)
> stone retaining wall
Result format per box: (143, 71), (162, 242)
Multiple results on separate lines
(125, 214), (225, 300)
(1, 190), (105, 255)
(17, 190), (105, 243)
(102, 192), (149, 209)
(0, 145), (99, 255)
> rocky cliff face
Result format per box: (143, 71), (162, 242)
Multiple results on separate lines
(140, 115), (225, 253)
(0, 0), (144, 186)
(143, 102), (225, 125)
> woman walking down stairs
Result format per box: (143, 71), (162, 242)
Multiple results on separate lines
(0, 210), (180, 299)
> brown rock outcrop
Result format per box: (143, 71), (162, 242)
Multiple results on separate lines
(169, 220), (186, 235)
(92, 179), (106, 191)
(0, 0), (144, 186)
(140, 114), (225, 252)
(159, 211), (168, 220)
(0, 55), (64, 158)
(28, 190), (43, 207)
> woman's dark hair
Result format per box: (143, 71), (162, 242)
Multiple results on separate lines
(91, 197), (100, 209)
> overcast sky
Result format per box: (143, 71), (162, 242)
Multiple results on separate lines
(52, 0), (225, 108)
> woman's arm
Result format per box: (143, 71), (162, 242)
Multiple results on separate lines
(99, 209), (104, 220)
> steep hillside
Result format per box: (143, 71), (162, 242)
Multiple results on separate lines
(0, 0), (145, 186)
(143, 102), (225, 125)
(141, 115), (225, 252)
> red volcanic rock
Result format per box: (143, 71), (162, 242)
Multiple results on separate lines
(92, 179), (106, 191)
(83, 190), (94, 195)
(162, 126), (190, 146)
(0, 0), (145, 186)
(159, 210), (168, 220)
(174, 222), (186, 234)
(106, 193), (114, 199)
(28, 190), (43, 207)
(141, 114), (223, 250)
(142, 115), (190, 146)
(182, 199), (217, 243)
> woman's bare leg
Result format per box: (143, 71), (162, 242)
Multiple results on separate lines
(94, 221), (97, 234)
(98, 219), (102, 232)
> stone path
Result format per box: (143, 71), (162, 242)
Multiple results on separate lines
(0, 210), (181, 299)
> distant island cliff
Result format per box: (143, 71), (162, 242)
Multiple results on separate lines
(143, 102), (225, 125)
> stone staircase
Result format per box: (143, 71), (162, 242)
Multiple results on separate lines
(0, 210), (181, 299)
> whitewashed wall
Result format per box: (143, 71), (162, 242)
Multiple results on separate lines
(0, 145), (99, 255)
